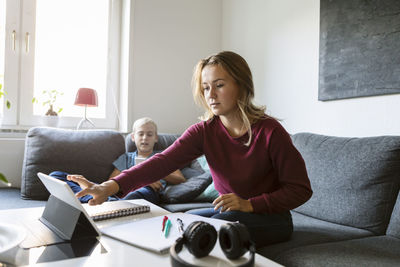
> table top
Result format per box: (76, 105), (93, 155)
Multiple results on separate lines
(0, 199), (281, 267)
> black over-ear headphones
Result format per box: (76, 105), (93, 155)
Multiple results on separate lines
(170, 221), (255, 267)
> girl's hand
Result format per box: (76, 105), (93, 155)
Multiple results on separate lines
(148, 180), (163, 192)
(213, 193), (254, 213)
(67, 175), (119, 205)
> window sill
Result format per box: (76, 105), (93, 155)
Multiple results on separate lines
(0, 126), (125, 139)
(0, 128), (29, 138)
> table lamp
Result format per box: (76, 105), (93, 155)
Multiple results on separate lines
(74, 88), (98, 130)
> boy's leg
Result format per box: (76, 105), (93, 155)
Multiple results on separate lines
(49, 171), (94, 203)
(122, 186), (160, 204)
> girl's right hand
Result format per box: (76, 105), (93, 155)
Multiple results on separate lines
(67, 175), (120, 205)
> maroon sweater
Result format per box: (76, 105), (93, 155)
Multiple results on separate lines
(112, 117), (312, 213)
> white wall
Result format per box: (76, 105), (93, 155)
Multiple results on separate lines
(222, 0), (400, 137)
(0, 0), (222, 186)
(5, 0), (400, 187)
(127, 0), (222, 134)
(0, 138), (25, 187)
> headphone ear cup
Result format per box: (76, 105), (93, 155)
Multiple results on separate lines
(219, 222), (251, 260)
(183, 221), (217, 258)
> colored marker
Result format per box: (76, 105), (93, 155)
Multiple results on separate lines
(176, 218), (184, 234)
(164, 219), (172, 238)
(162, 216), (168, 231)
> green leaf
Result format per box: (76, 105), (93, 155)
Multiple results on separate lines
(58, 108), (63, 114)
(6, 100), (10, 109)
(0, 173), (11, 186)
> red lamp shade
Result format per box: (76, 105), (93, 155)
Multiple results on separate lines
(74, 88), (98, 107)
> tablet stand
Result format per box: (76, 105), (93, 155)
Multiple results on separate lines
(39, 195), (98, 241)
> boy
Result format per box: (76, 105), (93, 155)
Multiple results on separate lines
(50, 117), (185, 204)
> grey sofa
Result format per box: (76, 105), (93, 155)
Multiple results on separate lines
(260, 133), (400, 266)
(1, 128), (400, 266)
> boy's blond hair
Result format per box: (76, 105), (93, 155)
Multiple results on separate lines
(132, 117), (158, 134)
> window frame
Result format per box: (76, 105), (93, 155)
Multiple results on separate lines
(1, 0), (122, 130)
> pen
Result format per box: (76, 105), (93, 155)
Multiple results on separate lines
(162, 216), (168, 231)
(164, 219), (172, 237)
(176, 218), (184, 234)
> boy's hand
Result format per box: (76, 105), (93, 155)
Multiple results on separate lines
(148, 181), (163, 192)
(67, 175), (119, 205)
(213, 193), (254, 213)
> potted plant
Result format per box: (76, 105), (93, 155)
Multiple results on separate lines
(32, 89), (64, 127)
(0, 173), (11, 187)
(0, 82), (11, 126)
(0, 83), (11, 110)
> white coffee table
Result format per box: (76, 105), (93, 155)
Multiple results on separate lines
(0, 199), (281, 267)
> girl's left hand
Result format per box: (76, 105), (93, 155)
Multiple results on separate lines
(213, 193), (254, 213)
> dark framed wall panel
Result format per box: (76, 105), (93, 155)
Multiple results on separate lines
(319, 0), (400, 101)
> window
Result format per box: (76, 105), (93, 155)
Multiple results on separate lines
(1, 0), (121, 129)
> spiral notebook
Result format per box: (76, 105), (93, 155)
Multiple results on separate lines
(84, 201), (150, 221)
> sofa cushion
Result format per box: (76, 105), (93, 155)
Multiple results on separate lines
(193, 182), (219, 202)
(21, 127), (125, 200)
(292, 133), (400, 234)
(196, 155), (210, 172)
(387, 191), (400, 238)
(274, 235), (400, 267)
(258, 211), (374, 260)
(160, 170), (212, 204)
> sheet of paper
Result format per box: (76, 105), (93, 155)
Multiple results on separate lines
(100, 212), (227, 253)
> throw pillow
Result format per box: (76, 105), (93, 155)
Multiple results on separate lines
(196, 155), (210, 172)
(193, 181), (219, 202)
(160, 168), (212, 204)
(21, 127), (125, 200)
(292, 132), (400, 235)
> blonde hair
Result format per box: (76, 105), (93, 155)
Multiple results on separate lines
(192, 51), (268, 146)
(132, 117), (158, 134)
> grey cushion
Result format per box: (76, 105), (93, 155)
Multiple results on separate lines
(258, 211), (374, 260)
(275, 236), (400, 267)
(21, 127), (125, 200)
(387, 191), (400, 238)
(292, 133), (400, 234)
(193, 182), (219, 202)
(160, 170), (212, 204)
